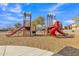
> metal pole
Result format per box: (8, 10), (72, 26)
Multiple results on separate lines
(50, 16), (52, 27)
(47, 15), (48, 35)
(49, 16), (51, 27)
(30, 14), (32, 37)
(23, 15), (26, 37)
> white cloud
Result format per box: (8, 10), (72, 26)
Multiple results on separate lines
(41, 3), (65, 14)
(50, 3), (65, 11)
(6, 16), (21, 22)
(0, 3), (8, 7)
(10, 4), (22, 13)
(2, 7), (6, 11)
(7, 16), (15, 20)
(0, 3), (8, 11)
(0, 14), (20, 21)
(0, 15), (22, 28)
(0, 13), (12, 16)
(0, 3), (22, 13)
(65, 20), (75, 24)
(0, 10), (22, 22)
(6, 13), (12, 16)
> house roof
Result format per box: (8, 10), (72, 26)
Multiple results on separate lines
(72, 17), (79, 22)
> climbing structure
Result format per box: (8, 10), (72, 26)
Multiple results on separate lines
(6, 12), (32, 37)
(47, 13), (54, 35)
(23, 12), (32, 36)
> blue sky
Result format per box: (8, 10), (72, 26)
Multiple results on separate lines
(0, 3), (79, 28)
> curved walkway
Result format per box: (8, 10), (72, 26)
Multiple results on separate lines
(0, 46), (54, 56)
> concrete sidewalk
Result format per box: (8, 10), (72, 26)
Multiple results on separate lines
(0, 46), (54, 56)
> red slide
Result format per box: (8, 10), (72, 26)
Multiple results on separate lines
(49, 21), (61, 37)
(49, 21), (65, 37)
(6, 27), (23, 37)
(49, 25), (60, 36)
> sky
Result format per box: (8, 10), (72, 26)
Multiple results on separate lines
(0, 3), (79, 28)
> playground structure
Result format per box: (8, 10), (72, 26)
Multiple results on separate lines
(46, 13), (74, 38)
(7, 12), (53, 37)
(6, 12), (72, 37)
(7, 12), (33, 37)
(6, 12), (58, 37)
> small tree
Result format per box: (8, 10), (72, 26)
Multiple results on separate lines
(37, 16), (45, 26)
(32, 19), (39, 29)
(32, 16), (45, 29)
(31, 16), (45, 34)
(14, 22), (22, 28)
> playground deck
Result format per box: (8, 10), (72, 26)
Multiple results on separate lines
(0, 30), (79, 55)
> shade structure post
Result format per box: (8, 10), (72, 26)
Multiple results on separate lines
(30, 13), (32, 37)
(23, 12), (26, 37)
(47, 13), (53, 35)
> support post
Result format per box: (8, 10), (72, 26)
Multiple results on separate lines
(23, 12), (26, 37)
(47, 13), (53, 35)
(30, 14), (32, 37)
